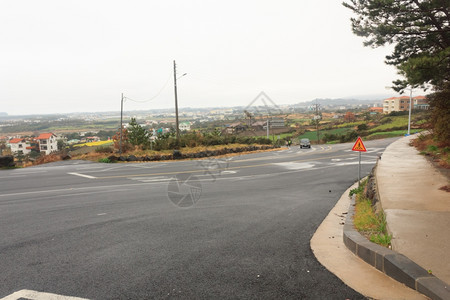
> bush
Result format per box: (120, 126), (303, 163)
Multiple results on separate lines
(98, 158), (112, 163)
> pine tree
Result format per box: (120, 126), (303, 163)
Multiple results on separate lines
(343, 0), (450, 142)
(128, 118), (151, 148)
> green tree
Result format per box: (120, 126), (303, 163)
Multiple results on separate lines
(343, 0), (450, 142)
(128, 118), (151, 148)
(57, 139), (66, 151)
(343, 0), (450, 90)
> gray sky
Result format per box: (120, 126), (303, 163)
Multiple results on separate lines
(1, 0), (401, 115)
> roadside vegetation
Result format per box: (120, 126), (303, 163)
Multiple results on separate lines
(349, 180), (392, 248)
(411, 133), (450, 170)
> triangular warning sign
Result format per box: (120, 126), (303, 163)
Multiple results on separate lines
(352, 137), (367, 152)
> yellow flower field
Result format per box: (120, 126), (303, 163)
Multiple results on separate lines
(73, 140), (113, 147)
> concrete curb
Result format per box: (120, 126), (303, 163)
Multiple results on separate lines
(343, 195), (450, 300)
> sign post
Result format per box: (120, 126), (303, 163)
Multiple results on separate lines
(352, 136), (367, 187)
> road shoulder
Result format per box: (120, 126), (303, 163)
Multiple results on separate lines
(310, 182), (427, 300)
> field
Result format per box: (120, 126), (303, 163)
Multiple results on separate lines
(368, 115), (409, 132)
(297, 127), (353, 141)
(73, 140), (113, 148)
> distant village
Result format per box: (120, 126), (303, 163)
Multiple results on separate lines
(0, 95), (429, 158)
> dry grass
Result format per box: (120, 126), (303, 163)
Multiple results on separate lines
(411, 133), (450, 169)
(72, 143), (281, 162)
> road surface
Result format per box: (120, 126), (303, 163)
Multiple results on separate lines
(0, 138), (396, 299)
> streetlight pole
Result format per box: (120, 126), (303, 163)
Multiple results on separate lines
(173, 60), (180, 145)
(408, 87), (413, 135)
(119, 93), (124, 155)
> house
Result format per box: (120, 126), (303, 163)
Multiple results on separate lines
(179, 122), (191, 131)
(8, 138), (32, 155)
(382, 96), (428, 113)
(251, 121), (267, 130)
(36, 133), (58, 155)
(413, 96), (429, 110)
(369, 107), (383, 114)
(86, 136), (100, 143)
(224, 122), (246, 134)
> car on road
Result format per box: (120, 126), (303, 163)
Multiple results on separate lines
(300, 138), (311, 149)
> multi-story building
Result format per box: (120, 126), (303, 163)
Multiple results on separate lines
(36, 132), (58, 155)
(382, 96), (428, 114)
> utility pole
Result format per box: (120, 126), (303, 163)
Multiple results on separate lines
(119, 93), (124, 155)
(314, 101), (321, 144)
(173, 60), (180, 146)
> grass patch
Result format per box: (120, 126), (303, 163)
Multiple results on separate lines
(72, 143), (280, 162)
(98, 157), (113, 163)
(366, 129), (423, 140)
(351, 180), (392, 248)
(336, 121), (366, 128)
(368, 115), (409, 132)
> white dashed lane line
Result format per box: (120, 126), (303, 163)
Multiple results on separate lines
(67, 172), (97, 179)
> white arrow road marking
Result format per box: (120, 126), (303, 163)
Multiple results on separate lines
(1, 289), (89, 300)
(67, 172), (97, 179)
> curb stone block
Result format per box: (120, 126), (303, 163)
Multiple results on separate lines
(356, 240), (376, 266)
(417, 277), (450, 300)
(343, 181), (450, 300)
(383, 253), (433, 290)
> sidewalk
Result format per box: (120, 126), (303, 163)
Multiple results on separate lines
(311, 135), (450, 299)
(377, 135), (450, 285)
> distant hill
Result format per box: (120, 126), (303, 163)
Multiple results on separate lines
(295, 97), (385, 107)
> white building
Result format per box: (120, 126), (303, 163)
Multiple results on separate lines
(8, 138), (32, 155)
(37, 133), (58, 155)
(179, 122), (191, 131)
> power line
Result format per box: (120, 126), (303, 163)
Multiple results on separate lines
(124, 74), (172, 103)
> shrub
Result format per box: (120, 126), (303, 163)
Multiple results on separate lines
(98, 158), (112, 163)
(427, 145), (438, 152)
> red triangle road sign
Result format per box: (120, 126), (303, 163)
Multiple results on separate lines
(352, 137), (367, 152)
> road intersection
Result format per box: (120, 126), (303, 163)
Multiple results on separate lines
(1, 138), (394, 299)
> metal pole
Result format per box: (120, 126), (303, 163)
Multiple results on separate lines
(266, 118), (269, 139)
(408, 88), (412, 135)
(119, 93), (123, 155)
(358, 151), (361, 187)
(316, 101), (320, 144)
(173, 60), (180, 145)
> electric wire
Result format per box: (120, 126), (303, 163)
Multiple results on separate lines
(124, 74), (172, 103)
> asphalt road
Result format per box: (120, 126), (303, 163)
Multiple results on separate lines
(0, 138), (397, 299)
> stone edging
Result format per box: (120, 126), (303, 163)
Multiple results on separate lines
(343, 194), (450, 300)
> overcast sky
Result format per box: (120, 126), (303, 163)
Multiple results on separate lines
(1, 0), (403, 115)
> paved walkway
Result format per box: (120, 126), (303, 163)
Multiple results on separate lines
(311, 182), (427, 299)
(376, 135), (450, 284)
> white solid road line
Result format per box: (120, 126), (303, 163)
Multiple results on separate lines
(67, 172), (97, 179)
(1, 289), (89, 300)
